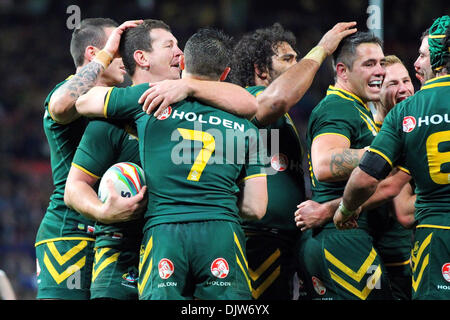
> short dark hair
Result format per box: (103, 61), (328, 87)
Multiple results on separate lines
(119, 19), (171, 76)
(229, 23), (297, 87)
(183, 28), (233, 79)
(70, 18), (118, 67)
(332, 31), (383, 71)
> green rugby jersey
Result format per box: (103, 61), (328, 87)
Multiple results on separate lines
(72, 118), (143, 248)
(104, 83), (266, 232)
(242, 86), (305, 232)
(307, 85), (379, 230)
(37, 76), (95, 244)
(368, 75), (450, 227)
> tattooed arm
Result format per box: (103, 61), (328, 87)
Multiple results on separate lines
(310, 133), (366, 182)
(49, 62), (105, 124)
(48, 20), (143, 124)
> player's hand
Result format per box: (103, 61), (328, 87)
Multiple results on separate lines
(317, 22), (358, 56)
(333, 206), (361, 230)
(103, 20), (143, 58)
(294, 200), (333, 231)
(138, 79), (190, 118)
(381, 85), (398, 112)
(99, 179), (147, 224)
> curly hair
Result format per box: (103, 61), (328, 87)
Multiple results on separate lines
(229, 23), (296, 87)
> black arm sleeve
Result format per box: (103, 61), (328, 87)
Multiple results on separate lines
(358, 151), (392, 180)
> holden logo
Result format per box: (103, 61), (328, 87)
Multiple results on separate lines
(271, 153), (289, 172)
(402, 116), (416, 133)
(312, 276), (326, 295)
(158, 258), (174, 279)
(211, 258), (229, 279)
(157, 106), (172, 120)
(442, 263), (450, 283)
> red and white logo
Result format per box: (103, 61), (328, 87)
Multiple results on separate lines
(442, 263), (450, 282)
(271, 153), (289, 172)
(211, 258), (229, 279)
(158, 258), (174, 279)
(312, 276), (326, 295)
(157, 106), (172, 120)
(402, 116), (416, 133)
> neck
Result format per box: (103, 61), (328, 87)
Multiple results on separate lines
(373, 101), (386, 122)
(182, 71), (218, 82)
(254, 75), (269, 87)
(334, 79), (366, 103)
(131, 68), (167, 85)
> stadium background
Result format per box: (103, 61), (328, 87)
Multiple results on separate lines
(0, 0), (448, 299)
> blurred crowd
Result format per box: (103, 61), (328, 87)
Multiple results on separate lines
(0, 0), (447, 299)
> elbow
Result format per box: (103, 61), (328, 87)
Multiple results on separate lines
(63, 187), (73, 210)
(243, 96), (258, 120)
(257, 92), (289, 116)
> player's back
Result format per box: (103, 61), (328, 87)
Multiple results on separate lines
(372, 75), (450, 225)
(141, 98), (264, 230)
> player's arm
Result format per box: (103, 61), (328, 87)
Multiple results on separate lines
(48, 20), (142, 124)
(138, 78), (258, 119)
(334, 150), (392, 229)
(255, 22), (357, 126)
(392, 181), (416, 228)
(0, 270), (16, 300)
(75, 86), (112, 117)
(64, 165), (147, 224)
(311, 134), (366, 182)
(238, 176), (268, 220)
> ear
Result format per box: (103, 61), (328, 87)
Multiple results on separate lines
(85, 45), (97, 63)
(335, 62), (348, 81)
(219, 67), (231, 81)
(254, 63), (268, 81)
(180, 54), (185, 71)
(134, 50), (150, 70)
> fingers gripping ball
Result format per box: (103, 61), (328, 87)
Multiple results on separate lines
(98, 162), (146, 202)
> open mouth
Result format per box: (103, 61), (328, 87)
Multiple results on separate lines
(368, 80), (382, 90)
(415, 72), (424, 83)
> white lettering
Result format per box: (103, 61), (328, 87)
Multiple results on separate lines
(209, 116), (221, 125)
(418, 116), (429, 127)
(430, 114), (443, 124)
(185, 112), (197, 121)
(223, 119), (233, 129)
(172, 109), (185, 120)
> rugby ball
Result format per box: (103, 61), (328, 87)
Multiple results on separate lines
(98, 162), (146, 202)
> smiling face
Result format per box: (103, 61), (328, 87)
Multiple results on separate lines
(344, 43), (386, 102)
(145, 28), (183, 81)
(380, 62), (414, 109)
(414, 36), (434, 85)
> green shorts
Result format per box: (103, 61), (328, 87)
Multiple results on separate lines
(35, 238), (95, 300)
(138, 220), (252, 300)
(411, 225), (450, 300)
(90, 245), (140, 300)
(297, 227), (392, 300)
(244, 229), (299, 300)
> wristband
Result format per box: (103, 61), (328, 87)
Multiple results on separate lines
(338, 200), (356, 218)
(93, 49), (114, 69)
(303, 46), (327, 65)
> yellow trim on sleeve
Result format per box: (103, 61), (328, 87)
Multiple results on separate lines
(71, 163), (101, 179)
(103, 87), (114, 118)
(416, 224), (450, 230)
(242, 173), (267, 181)
(312, 132), (351, 145)
(367, 147), (393, 167)
(396, 165), (411, 175)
